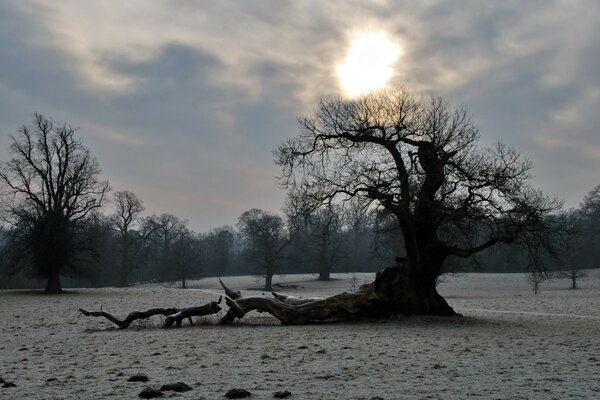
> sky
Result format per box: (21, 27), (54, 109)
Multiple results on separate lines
(0, 0), (599, 232)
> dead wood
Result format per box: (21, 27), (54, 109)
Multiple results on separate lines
(219, 278), (383, 325)
(163, 299), (223, 327)
(271, 292), (323, 305)
(79, 297), (222, 329)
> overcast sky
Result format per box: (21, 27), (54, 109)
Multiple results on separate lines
(0, 1), (598, 231)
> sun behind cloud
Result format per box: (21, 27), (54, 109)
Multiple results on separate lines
(336, 31), (402, 98)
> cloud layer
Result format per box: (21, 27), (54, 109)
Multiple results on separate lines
(1, 1), (598, 230)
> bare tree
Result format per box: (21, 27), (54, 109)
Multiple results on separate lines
(286, 203), (345, 281)
(171, 227), (203, 289)
(0, 114), (109, 293)
(275, 87), (567, 315)
(237, 208), (288, 290)
(204, 226), (236, 276)
(110, 190), (145, 287)
(578, 184), (600, 269)
(528, 270), (550, 295)
(556, 268), (586, 289)
(146, 213), (188, 283)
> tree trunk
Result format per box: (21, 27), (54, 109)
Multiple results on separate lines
(45, 270), (62, 294)
(317, 269), (331, 281)
(264, 271), (273, 291)
(372, 265), (455, 316)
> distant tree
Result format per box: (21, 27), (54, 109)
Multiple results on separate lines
(110, 190), (146, 287)
(556, 267), (586, 289)
(204, 226), (236, 276)
(276, 87), (568, 315)
(580, 184), (600, 224)
(577, 184), (600, 269)
(146, 213), (188, 283)
(78, 213), (118, 287)
(171, 228), (203, 288)
(287, 203), (345, 281)
(341, 199), (378, 273)
(237, 208), (288, 290)
(0, 114), (109, 293)
(528, 270), (551, 295)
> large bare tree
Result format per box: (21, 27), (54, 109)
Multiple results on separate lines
(0, 114), (109, 293)
(275, 87), (566, 316)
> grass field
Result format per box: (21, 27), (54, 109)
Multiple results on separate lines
(1, 271), (599, 399)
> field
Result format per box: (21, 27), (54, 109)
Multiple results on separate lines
(1, 271), (599, 399)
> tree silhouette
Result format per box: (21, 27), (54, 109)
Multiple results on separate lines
(0, 114), (109, 293)
(276, 87), (567, 315)
(238, 208), (288, 290)
(110, 190), (146, 287)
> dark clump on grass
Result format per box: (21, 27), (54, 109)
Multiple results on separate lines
(138, 387), (163, 398)
(2, 382), (17, 388)
(160, 382), (192, 392)
(128, 374), (150, 382)
(273, 390), (292, 398)
(225, 388), (252, 398)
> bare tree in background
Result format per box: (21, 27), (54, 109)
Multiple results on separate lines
(237, 208), (288, 290)
(0, 114), (109, 293)
(204, 226), (236, 276)
(556, 268), (586, 289)
(171, 227), (203, 288)
(147, 213), (188, 283)
(276, 87), (568, 315)
(111, 190), (145, 287)
(578, 184), (600, 269)
(528, 270), (551, 295)
(286, 202), (345, 281)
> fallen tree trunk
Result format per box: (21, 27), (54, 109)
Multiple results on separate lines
(79, 297), (222, 329)
(219, 278), (383, 325)
(164, 300), (223, 327)
(219, 264), (456, 324)
(80, 264), (456, 328)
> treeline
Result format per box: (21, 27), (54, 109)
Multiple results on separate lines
(0, 114), (598, 291)
(455, 185), (600, 275)
(0, 114), (392, 291)
(0, 190), (392, 290)
(2, 183), (599, 291)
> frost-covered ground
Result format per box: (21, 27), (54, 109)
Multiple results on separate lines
(1, 271), (599, 399)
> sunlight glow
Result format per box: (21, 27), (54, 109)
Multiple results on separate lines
(336, 31), (401, 98)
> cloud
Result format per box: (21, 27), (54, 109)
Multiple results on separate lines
(1, 0), (599, 230)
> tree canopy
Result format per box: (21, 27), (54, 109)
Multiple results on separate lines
(276, 86), (567, 314)
(0, 114), (109, 292)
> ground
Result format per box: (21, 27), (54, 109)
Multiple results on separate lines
(1, 271), (599, 399)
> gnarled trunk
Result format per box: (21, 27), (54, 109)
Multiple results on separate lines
(373, 264), (454, 316)
(220, 262), (456, 325)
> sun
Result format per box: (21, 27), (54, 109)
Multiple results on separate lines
(336, 31), (402, 98)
